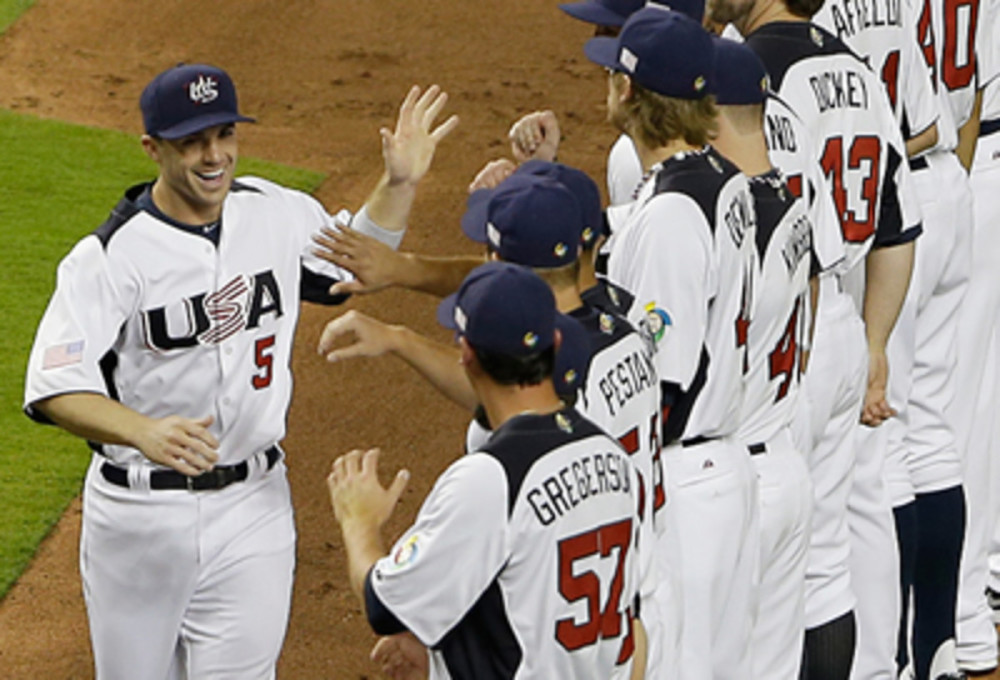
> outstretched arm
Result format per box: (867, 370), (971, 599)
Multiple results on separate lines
(34, 392), (219, 475)
(363, 85), (460, 232)
(312, 226), (483, 298)
(318, 310), (478, 411)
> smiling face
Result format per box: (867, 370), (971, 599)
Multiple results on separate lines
(142, 123), (238, 225)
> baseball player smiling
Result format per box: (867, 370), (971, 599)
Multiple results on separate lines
(23, 63), (457, 679)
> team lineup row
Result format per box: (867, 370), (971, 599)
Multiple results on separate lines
(21, 0), (1000, 678)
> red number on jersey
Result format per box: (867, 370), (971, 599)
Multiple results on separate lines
(252, 335), (276, 389)
(941, 0), (979, 91)
(769, 298), (802, 402)
(735, 264), (752, 374)
(820, 135), (882, 243)
(880, 49), (900, 111)
(648, 413), (665, 516)
(917, 0), (938, 81)
(555, 518), (635, 665)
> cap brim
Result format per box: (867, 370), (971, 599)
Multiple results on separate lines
(559, 2), (629, 26)
(155, 112), (256, 140)
(436, 293), (460, 331)
(584, 36), (621, 70)
(460, 188), (494, 243)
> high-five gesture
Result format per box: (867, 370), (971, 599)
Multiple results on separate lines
(382, 85), (460, 187)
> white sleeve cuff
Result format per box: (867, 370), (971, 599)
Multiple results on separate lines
(350, 205), (405, 250)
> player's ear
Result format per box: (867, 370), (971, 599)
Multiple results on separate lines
(457, 336), (476, 366)
(553, 328), (563, 353)
(141, 135), (161, 163)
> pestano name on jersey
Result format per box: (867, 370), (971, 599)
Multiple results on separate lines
(526, 450), (631, 526)
(828, 0), (900, 39)
(782, 213), (814, 274)
(724, 190), (754, 248)
(809, 69), (870, 113)
(765, 113), (798, 153)
(598, 348), (656, 417)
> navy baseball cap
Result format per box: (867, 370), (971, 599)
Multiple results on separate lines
(515, 160), (605, 249)
(141, 63), (256, 139)
(461, 173), (583, 268)
(437, 262), (558, 357)
(559, 0), (645, 26)
(554, 313), (591, 397)
(711, 37), (769, 105)
(584, 6), (716, 99)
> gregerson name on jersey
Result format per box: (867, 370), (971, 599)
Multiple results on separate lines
(527, 449), (632, 526)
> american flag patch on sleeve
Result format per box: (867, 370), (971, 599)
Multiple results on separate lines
(42, 340), (85, 370)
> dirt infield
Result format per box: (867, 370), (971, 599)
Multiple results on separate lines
(0, 1), (617, 677)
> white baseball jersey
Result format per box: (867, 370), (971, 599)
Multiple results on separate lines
(762, 92), (846, 277)
(367, 409), (641, 680)
(747, 22), (922, 297)
(606, 145), (756, 444)
(916, 0), (986, 128)
(736, 170), (814, 445)
(23, 177), (382, 465)
(814, 0), (940, 140)
(607, 134), (645, 207)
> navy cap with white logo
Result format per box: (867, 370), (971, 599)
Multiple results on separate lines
(711, 37), (769, 105)
(584, 6), (716, 99)
(140, 63), (256, 139)
(516, 160), (606, 248)
(461, 173), (583, 268)
(436, 262), (558, 358)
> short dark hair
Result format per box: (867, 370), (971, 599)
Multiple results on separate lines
(787, 0), (823, 18)
(473, 345), (557, 386)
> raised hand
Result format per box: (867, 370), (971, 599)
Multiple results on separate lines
(508, 110), (561, 163)
(134, 415), (220, 475)
(328, 448), (410, 531)
(382, 85), (460, 187)
(317, 310), (400, 363)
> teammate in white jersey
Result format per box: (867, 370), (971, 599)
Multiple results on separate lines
(812, 0), (975, 677)
(708, 36), (818, 680)
(327, 262), (644, 680)
(21, 63), (457, 679)
(732, 1), (921, 677)
(586, 9), (760, 678)
(318, 166), (673, 678)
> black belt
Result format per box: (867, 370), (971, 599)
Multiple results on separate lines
(100, 445), (281, 491)
(681, 435), (717, 448)
(909, 155), (929, 171)
(748, 442), (767, 456)
(981, 119), (1000, 139)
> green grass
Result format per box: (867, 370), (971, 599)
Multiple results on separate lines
(0, 0), (33, 34)
(0, 109), (325, 598)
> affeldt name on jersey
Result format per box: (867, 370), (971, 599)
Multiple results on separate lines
(143, 271), (282, 351)
(597, 348), (656, 418)
(810, 68), (871, 113)
(825, 0), (901, 39)
(527, 450), (632, 526)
